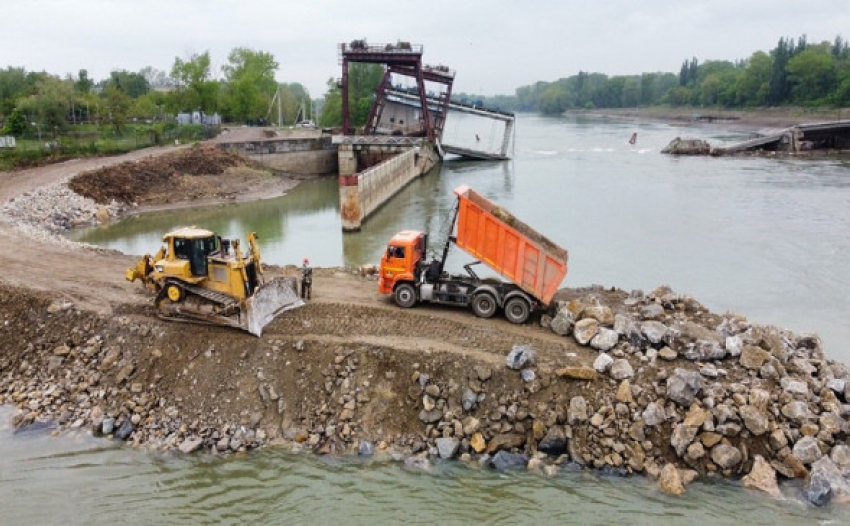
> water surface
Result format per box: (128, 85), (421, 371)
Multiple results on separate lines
(0, 408), (844, 525)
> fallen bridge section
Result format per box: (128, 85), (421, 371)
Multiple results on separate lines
(664, 120), (850, 156)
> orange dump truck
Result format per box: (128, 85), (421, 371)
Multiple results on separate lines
(378, 184), (568, 324)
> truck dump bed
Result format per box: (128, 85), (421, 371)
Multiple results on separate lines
(453, 185), (568, 305)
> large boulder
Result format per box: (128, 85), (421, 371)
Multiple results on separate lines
(593, 353), (614, 373)
(671, 424), (699, 457)
(641, 321), (668, 345)
(506, 345), (535, 370)
(487, 434), (525, 454)
(574, 319), (599, 346)
(659, 463), (685, 495)
(741, 455), (782, 498)
(805, 456), (850, 507)
(740, 345), (770, 370)
(643, 402), (667, 427)
(711, 444), (742, 470)
(781, 401), (811, 424)
(610, 359), (634, 380)
(666, 369), (704, 407)
(537, 426), (567, 456)
(436, 437), (459, 459)
(739, 405), (770, 436)
(568, 396), (588, 424)
(792, 436), (823, 465)
(590, 328), (619, 352)
(549, 308), (574, 336)
(490, 451), (528, 470)
(672, 321), (726, 360)
(583, 304), (614, 325)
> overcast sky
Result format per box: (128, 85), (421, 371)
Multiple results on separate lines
(2, 0), (848, 97)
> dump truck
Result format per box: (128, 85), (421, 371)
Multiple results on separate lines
(379, 185), (568, 324)
(126, 227), (303, 336)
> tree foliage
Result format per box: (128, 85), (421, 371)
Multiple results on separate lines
(319, 63), (383, 127)
(170, 51), (219, 112)
(221, 48), (279, 122)
(493, 34), (850, 113)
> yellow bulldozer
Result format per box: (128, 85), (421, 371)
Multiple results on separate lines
(126, 227), (303, 336)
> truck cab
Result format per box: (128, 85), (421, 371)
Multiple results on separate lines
(378, 230), (426, 296)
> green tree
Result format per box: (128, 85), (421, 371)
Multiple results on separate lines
(0, 67), (30, 117)
(17, 76), (76, 132)
(736, 51), (772, 106)
(170, 51), (220, 111)
(787, 48), (836, 102)
(768, 37), (792, 104)
(320, 63), (384, 127)
(106, 70), (150, 98)
(1, 107), (27, 136)
(319, 78), (342, 127)
(539, 83), (571, 114)
(75, 69), (93, 93)
(221, 47), (279, 122)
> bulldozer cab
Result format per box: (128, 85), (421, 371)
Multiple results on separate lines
(173, 235), (218, 277)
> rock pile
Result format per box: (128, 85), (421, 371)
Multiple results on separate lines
(1, 178), (121, 234)
(3, 280), (850, 508)
(532, 286), (850, 505)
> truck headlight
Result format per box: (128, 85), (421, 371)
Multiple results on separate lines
(155, 265), (164, 272)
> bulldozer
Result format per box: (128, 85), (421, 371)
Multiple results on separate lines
(126, 227), (303, 336)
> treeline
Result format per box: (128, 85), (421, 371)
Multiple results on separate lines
(0, 48), (312, 137)
(485, 35), (850, 114)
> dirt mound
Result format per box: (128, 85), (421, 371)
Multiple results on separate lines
(68, 144), (258, 205)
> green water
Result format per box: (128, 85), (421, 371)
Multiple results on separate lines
(1, 408), (845, 525)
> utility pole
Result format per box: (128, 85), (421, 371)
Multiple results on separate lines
(277, 85), (282, 128)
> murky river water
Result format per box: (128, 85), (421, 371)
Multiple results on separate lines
(0, 405), (845, 524)
(10, 113), (843, 522)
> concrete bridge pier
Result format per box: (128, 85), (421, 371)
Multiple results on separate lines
(335, 138), (439, 231)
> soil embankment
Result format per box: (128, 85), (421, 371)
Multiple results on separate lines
(1, 144), (849, 506)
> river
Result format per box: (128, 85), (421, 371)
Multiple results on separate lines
(1, 405), (845, 524)
(28, 113), (847, 522)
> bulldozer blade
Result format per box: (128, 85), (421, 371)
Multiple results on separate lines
(244, 277), (304, 337)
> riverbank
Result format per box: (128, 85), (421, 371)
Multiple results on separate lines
(2, 143), (850, 508)
(568, 107), (848, 132)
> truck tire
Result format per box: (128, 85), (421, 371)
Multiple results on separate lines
(471, 293), (497, 318)
(394, 283), (417, 308)
(504, 297), (530, 324)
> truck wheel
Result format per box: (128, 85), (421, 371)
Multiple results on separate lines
(504, 297), (530, 324)
(394, 283), (417, 308)
(471, 293), (497, 318)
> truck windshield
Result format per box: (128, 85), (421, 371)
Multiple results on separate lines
(387, 245), (405, 259)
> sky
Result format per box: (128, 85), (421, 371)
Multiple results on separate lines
(2, 0), (849, 98)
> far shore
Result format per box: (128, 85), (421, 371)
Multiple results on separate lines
(565, 106), (849, 132)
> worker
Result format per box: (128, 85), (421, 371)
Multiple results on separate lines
(475, 133), (480, 142)
(629, 132), (638, 145)
(301, 258), (313, 300)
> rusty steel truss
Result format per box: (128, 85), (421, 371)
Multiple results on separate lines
(339, 40), (455, 142)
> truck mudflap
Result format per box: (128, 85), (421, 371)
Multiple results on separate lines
(244, 277), (305, 337)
